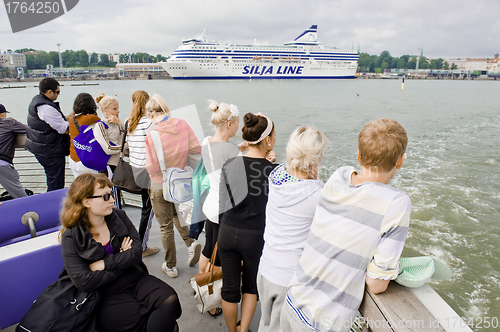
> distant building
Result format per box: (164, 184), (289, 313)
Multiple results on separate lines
(0, 51), (26, 68)
(445, 55), (500, 73)
(115, 63), (166, 76)
(109, 53), (121, 63)
(444, 58), (467, 70)
(487, 54), (500, 73)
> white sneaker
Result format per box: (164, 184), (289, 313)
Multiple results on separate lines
(162, 262), (178, 278)
(188, 240), (202, 267)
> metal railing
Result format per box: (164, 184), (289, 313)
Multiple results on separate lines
(1, 134), (141, 207)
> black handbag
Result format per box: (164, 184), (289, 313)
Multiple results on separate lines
(112, 120), (150, 194)
(16, 274), (100, 332)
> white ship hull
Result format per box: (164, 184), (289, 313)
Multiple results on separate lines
(161, 25), (358, 80)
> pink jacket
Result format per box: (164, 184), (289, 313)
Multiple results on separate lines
(145, 117), (201, 184)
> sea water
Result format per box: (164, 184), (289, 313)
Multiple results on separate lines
(2, 78), (499, 331)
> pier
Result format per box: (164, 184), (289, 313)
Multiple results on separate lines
(0, 85), (26, 89)
(357, 69), (499, 80)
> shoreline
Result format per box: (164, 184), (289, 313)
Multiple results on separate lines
(1, 76), (498, 84)
(357, 75), (498, 80)
(0, 76), (172, 83)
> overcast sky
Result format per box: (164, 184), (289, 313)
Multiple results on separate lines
(1, 0), (498, 59)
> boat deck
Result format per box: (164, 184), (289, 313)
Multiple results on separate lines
(1, 140), (473, 332)
(3, 203), (257, 332)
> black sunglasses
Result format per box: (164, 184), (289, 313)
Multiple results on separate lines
(87, 191), (114, 201)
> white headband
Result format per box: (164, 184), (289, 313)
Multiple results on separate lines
(216, 104), (240, 127)
(247, 114), (273, 145)
(229, 104), (239, 118)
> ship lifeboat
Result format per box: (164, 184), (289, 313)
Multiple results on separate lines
(253, 56), (261, 60)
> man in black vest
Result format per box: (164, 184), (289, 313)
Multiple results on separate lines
(0, 104), (28, 198)
(25, 77), (70, 191)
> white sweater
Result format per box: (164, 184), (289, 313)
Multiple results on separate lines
(258, 164), (324, 287)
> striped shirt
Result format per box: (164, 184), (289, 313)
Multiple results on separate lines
(287, 166), (412, 332)
(127, 117), (153, 168)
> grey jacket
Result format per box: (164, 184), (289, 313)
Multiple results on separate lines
(0, 117), (27, 164)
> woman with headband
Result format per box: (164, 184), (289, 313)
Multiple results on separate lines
(145, 94), (201, 279)
(217, 112), (277, 332)
(197, 100), (241, 316)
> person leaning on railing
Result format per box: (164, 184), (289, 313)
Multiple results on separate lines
(0, 104), (28, 199)
(25, 77), (70, 192)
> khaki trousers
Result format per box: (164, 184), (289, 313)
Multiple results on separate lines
(149, 188), (194, 268)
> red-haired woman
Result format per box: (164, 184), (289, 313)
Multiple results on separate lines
(60, 173), (181, 332)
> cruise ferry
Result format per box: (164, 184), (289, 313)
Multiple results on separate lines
(161, 25), (359, 80)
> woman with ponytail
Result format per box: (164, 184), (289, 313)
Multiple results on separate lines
(217, 112), (277, 332)
(196, 100), (241, 316)
(126, 90), (158, 258)
(145, 94), (201, 278)
(257, 126), (328, 332)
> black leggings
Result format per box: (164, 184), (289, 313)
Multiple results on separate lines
(138, 188), (153, 241)
(147, 294), (181, 332)
(202, 220), (221, 266)
(218, 224), (265, 303)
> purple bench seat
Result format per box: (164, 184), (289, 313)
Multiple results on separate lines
(0, 188), (67, 247)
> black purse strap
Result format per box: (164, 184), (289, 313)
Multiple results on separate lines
(73, 116), (80, 133)
(119, 120), (128, 157)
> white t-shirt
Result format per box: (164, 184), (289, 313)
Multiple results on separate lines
(201, 136), (240, 223)
(127, 117), (153, 168)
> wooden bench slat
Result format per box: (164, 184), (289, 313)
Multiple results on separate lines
(359, 282), (446, 332)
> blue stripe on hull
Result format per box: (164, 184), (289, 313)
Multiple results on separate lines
(172, 75), (356, 80)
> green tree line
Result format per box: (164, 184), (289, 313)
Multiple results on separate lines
(358, 51), (458, 72)
(13, 48), (167, 70)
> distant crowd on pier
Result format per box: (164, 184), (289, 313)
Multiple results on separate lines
(0, 77), (411, 332)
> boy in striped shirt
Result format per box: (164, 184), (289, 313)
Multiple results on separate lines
(281, 118), (412, 332)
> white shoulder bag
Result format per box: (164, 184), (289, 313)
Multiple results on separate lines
(150, 131), (194, 204)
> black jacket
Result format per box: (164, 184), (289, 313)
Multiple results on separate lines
(25, 93), (70, 157)
(61, 209), (144, 293)
(0, 117), (27, 164)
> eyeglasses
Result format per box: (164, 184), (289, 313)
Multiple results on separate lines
(87, 191), (114, 201)
(52, 89), (60, 95)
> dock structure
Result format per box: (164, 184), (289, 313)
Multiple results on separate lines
(0, 134), (474, 332)
(0, 85), (26, 89)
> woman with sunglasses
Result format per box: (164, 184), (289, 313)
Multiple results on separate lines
(60, 173), (182, 332)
